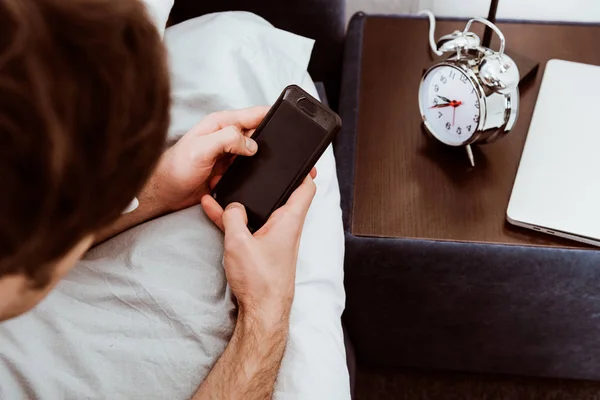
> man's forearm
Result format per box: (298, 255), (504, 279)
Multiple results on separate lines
(193, 308), (289, 400)
(93, 173), (169, 245)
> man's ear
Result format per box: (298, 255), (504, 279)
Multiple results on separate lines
(0, 235), (94, 322)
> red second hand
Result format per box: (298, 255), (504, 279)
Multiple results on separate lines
(453, 108), (457, 126)
(451, 100), (462, 127)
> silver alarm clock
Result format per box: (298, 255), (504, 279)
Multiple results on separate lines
(418, 14), (520, 166)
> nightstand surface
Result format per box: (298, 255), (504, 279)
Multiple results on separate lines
(352, 16), (600, 248)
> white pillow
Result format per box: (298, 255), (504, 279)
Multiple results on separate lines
(141, 0), (174, 38)
(0, 11), (349, 400)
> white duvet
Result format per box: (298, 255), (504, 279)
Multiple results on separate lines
(0, 5), (349, 400)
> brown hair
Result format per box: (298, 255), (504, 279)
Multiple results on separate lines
(0, 0), (171, 287)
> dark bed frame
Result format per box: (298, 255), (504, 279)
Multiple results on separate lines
(169, 0), (346, 110)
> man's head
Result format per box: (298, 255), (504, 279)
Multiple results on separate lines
(0, 0), (171, 320)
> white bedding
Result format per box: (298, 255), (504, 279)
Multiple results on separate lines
(0, 7), (349, 400)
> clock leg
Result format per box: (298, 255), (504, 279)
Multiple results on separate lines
(466, 145), (475, 167)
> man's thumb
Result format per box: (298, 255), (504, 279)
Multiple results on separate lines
(222, 203), (252, 239)
(205, 126), (257, 159)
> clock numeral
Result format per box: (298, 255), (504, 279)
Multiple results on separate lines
(440, 76), (447, 84)
(438, 111), (443, 119)
(457, 127), (462, 135)
(433, 98), (439, 105)
(445, 122), (451, 130)
(467, 125), (472, 132)
(449, 71), (456, 80)
(475, 100), (480, 109)
(471, 87), (477, 94)
(460, 74), (468, 84)
(434, 84), (439, 92)
(473, 115), (480, 124)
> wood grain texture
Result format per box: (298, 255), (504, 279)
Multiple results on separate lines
(352, 17), (600, 247)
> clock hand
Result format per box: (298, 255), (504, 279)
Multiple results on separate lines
(451, 100), (464, 126)
(431, 98), (463, 109)
(452, 107), (456, 127)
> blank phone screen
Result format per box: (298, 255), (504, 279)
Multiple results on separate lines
(214, 100), (328, 229)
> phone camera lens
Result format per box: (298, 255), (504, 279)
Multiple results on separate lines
(297, 97), (317, 117)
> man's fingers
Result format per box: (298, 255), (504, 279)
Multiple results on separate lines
(310, 167), (317, 179)
(201, 198), (253, 238)
(256, 175), (317, 237)
(285, 175), (317, 219)
(201, 195), (225, 231)
(222, 203), (252, 241)
(203, 126), (258, 160)
(195, 106), (270, 134)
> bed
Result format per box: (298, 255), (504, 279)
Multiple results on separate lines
(0, 1), (351, 399)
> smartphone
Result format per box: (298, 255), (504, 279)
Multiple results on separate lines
(212, 85), (341, 232)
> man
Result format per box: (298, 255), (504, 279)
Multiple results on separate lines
(0, 0), (316, 398)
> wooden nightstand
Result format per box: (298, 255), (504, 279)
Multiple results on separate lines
(337, 14), (600, 381)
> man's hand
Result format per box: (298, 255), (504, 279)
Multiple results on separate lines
(153, 106), (269, 211)
(194, 172), (317, 399)
(93, 106), (268, 244)
(203, 170), (316, 320)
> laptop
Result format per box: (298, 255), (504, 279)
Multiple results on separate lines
(507, 59), (600, 247)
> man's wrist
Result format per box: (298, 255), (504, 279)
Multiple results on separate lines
(238, 296), (293, 334)
(138, 169), (172, 217)
(191, 299), (290, 399)
(228, 307), (289, 387)
(237, 305), (290, 338)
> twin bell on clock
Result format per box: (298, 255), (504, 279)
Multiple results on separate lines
(418, 12), (520, 166)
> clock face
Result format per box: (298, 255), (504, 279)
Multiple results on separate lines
(419, 65), (482, 146)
